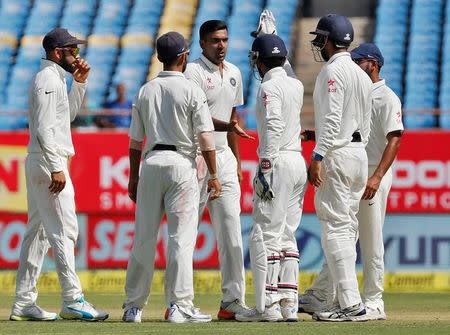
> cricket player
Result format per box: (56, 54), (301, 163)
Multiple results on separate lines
(236, 34), (307, 322)
(307, 14), (373, 321)
(298, 44), (403, 322)
(184, 20), (253, 320)
(351, 43), (403, 319)
(10, 28), (108, 321)
(122, 32), (221, 323)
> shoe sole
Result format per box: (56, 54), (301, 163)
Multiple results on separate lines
(60, 312), (109, 321)
(10, 314), (58, 321)
(167, 318), (212, 323)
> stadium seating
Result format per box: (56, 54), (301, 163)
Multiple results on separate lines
(374, 0), (410, 100)
(147, 0), (198, 80)
(1, 0), (449, 130)
(403, 0), (444, 128)
(439, 0), (450, 128)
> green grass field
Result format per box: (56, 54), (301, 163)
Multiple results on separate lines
(1, 292), (449, 335)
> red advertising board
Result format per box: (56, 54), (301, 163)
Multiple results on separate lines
(86, 212), (220, 269)
(0, 130), (449, 214)
(0, 214), (27, 268)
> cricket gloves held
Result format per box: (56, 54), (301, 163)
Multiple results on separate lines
(253, 159), (274, 201)
(251, 9), (277, 37)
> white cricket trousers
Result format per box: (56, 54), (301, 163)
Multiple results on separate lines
(253, 151), (307, 305)
(315, 145), (367, 309)
(307, 165), (392, 310)
(196, 147), (245, 303)
(357, 165), (392, 310)
(15, 153), (83, 307)
(124, 151), (199, 310)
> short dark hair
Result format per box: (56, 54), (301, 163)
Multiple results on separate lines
(260, 56), (286, 69)
(199, 20), (227, 40)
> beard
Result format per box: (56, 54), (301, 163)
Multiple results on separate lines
(320, 48), (330, 62)
(60, 57), (75, 73)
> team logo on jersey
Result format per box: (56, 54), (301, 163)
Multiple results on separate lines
(206, 77), (214, 90)
(328, 79), (337, 93)
(262, 92), (269, 107)
(230, 77), (236, 87)
(344, 33), (351, 41)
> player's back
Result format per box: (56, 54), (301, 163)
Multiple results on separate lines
(314, 52), (372, 150)
(133, 71), (206, 158)
(257, 67), (303, 153)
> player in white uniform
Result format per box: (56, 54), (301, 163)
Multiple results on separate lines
(235, 34), (307, 322)
(352, 43), (403, 320)
(298, 44), (403, 321)
(10, 28), (108, 321)
(122, 32), (221, 324)
(307, 14), (373, 322)
(184, 20), (252, 320)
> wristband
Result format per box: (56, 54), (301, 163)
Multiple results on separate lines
(312, 152), (323, 161)
(209, 173), (218, 180)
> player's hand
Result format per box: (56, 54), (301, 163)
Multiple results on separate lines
(301, 130), (316, 141)
(362, 175), (381, 200)
(253, 169), (274, 201)
(237, 166), (243, 184)
(128, 177), (139, 203)
(308, 160), (323, 187)
(230, 120), (255, 139)
(49, 171), (66, 193)
(252, 9), (277, 37)
(207, 178), (222, 200)
(72, 58), (90, 83)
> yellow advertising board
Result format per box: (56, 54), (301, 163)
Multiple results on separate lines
(0, 145), (27, 213)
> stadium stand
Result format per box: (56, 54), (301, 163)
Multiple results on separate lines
(373, 0), (410, 101)
(147, 0), (198, 80)
(403, 0), (444, 128)
(109, 0), (164, 102)
(439, 0), (450, 128)
(1, 0), (450, 130)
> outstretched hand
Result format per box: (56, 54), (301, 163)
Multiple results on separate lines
(230, 120), (255, 139)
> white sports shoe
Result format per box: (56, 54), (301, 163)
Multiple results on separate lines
(122, 307), (142, 323)
(60, 296), (109, 321)
(313, 302), (367, 322)
(218, 299), (251, 320)
(235, 303), (283, 322)
(280, 298), (298, 322)
(165, 303), (212, 323)
(251, 9), (277, 37)
(298, 290), (327, 314)
(364, 306), (387, 320)
(10, 304), (58, 321)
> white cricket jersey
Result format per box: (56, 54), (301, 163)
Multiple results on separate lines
(255, 67), (304, 160)
(28, 59), (87, 172)
(366, 79), (404, 165)
(129, 71), (214, 159)
(313, 52), (373, 157)
(184, 54), (244, 152)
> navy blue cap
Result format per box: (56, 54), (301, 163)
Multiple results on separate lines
(43, 28), (86, 51)
(156, 32), (189, 63)
(351, 43), (384, 67)
(251, 34), (287, 58)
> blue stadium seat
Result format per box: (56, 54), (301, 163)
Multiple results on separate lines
(403, 0), (444, 128)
